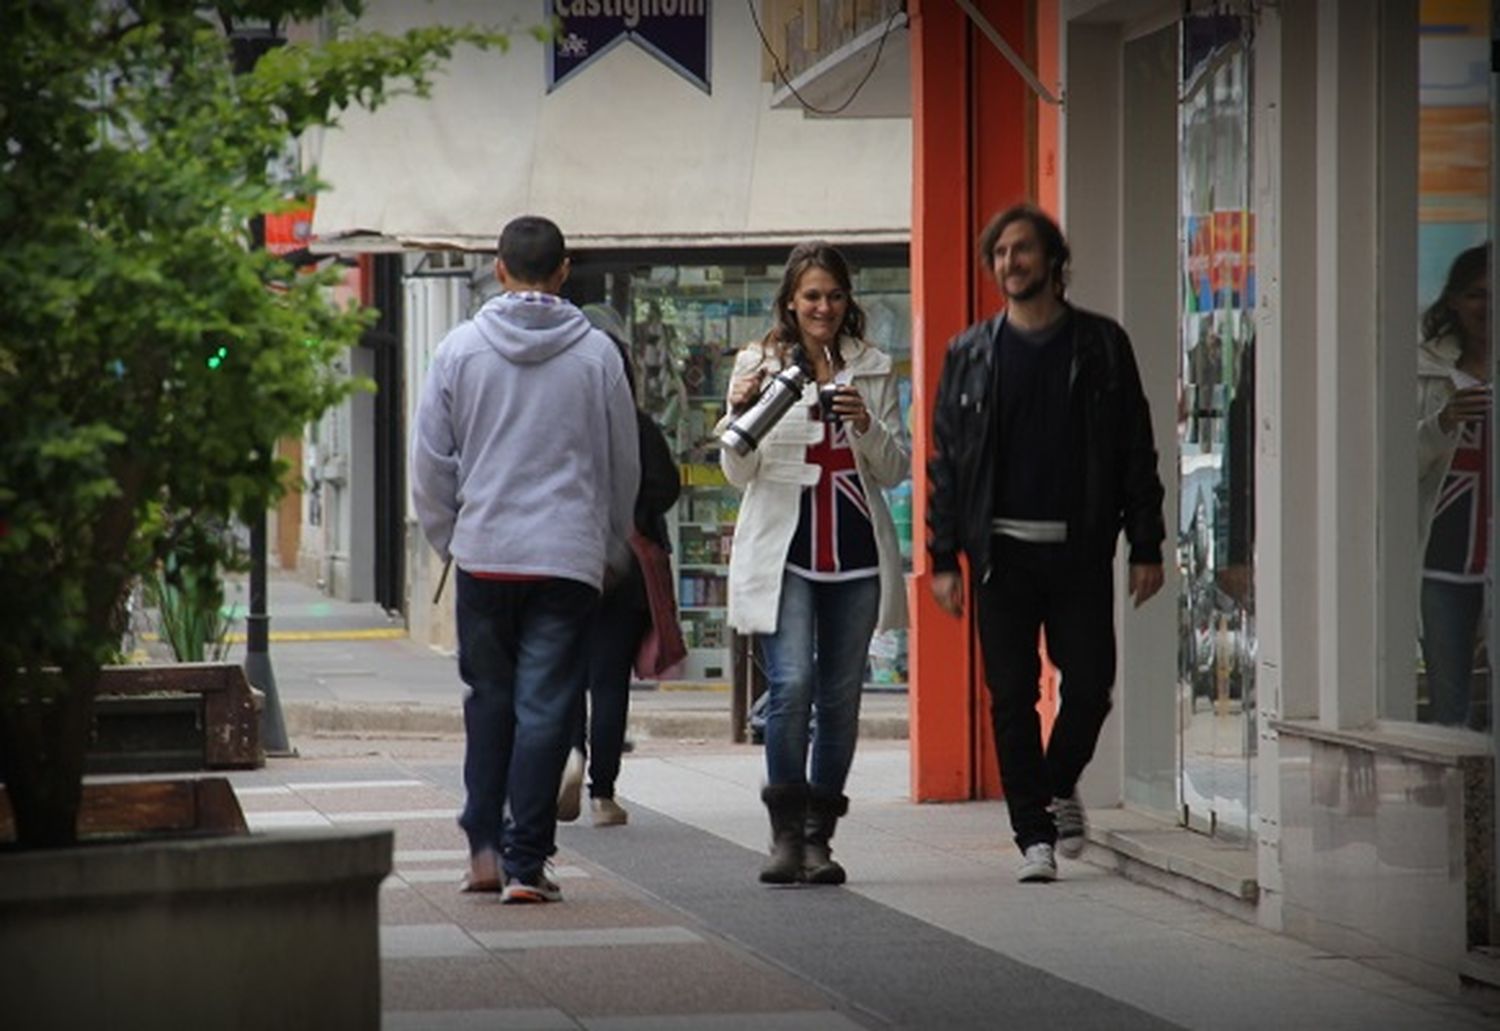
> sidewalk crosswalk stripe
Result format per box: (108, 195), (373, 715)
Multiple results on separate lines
(471, 926), (702, 951)
(397, 864), (590, 884)
(394, 849), (470, 863)
(244, 810), (332, 829)
(330, 808), (456, 823)
(380, 924), (483, 960)
(383, 1009), (574, 1030)
(570, 1013), (867, 1029)
(285, 779), (427, 791)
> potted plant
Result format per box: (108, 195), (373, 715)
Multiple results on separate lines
(0, 4), (519, 1023)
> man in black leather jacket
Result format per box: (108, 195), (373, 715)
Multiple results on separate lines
(927, 204), (1166, 883)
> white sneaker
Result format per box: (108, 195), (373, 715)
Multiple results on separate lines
(1051, 794), (1087, 859)
(1017, 842), (1058, 883)
(557, 748), (584, 823)
(591, 796), (628, 827)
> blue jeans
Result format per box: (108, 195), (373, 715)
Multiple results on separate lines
(1420, 577), (1485, 728)
(758, 570), (880, 791)
(572, 569), (648, 798)
(455, 571), (596, 880)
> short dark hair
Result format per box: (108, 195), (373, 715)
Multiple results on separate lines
(498, 216), (566, 282)
(977, 203), (1070, 296)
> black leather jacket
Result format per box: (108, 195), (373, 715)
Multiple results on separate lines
(927, 306), (1166, 581)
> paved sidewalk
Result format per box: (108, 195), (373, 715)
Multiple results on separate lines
(223, 735), (1497, 1030)
(203, 574), (1500, 1027)
(217, 574), (907, 744)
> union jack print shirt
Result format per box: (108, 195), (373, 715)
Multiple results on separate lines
(1425, 406), (1490, 583)
(786, 408), (879, 581)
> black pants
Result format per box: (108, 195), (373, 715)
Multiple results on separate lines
(571, 568), (649, 798)
(975, 536), (1116, 850)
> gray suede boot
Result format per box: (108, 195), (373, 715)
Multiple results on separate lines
(803, 787), (849, 885)
(759, 783), (808, 884)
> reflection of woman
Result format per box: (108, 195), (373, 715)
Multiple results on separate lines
(722, 242), (909, 884)
(1417, 245), (1490, 728)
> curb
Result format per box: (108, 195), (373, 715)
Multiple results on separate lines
(283, 702), (908, 742)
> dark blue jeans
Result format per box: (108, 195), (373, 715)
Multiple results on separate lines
(455, 571), (596, 881)
(758, 570), (880, 791)
(1420, 577), (1485, 728)
(573, 570), (649, 798)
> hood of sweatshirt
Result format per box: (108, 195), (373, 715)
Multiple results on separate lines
(474, 293), (594, 364)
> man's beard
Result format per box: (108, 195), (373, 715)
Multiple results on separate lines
(1005, 273), (1049, 302)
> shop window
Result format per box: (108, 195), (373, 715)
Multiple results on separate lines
(1411, 0), (1492, 732)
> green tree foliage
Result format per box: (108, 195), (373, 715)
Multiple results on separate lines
(0, 1), (523, 846)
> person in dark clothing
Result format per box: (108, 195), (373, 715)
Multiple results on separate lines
(556, 303), (682, 827)
(927, 204), (1167, 883)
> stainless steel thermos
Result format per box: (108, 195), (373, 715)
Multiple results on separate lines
(719, 359), (810, 456)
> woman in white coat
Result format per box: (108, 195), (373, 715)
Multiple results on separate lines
(1417, 244), (1490, 728)
(722, 241), (909, 884)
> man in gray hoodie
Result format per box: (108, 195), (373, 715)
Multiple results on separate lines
(411, 215), (640, 903)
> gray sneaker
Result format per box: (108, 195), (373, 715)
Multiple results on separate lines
(1051, 794), (1086, 859)
(1017, 842), (1057, 883)
(501, 867), (563, 904)
(557, 748), (584, 823)
(591, 796), (628, 827)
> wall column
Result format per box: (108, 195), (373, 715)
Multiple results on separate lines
(908, 0), (1036, 801)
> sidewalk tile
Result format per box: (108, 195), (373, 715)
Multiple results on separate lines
(385, 1009), (576, 1030)
(473, 926), (702, 951)
(381, 923), (485, 960)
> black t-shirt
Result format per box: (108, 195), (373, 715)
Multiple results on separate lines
(993, 311), (1075, 521)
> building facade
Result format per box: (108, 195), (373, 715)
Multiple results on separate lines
(893, 0), (1497, 991)
(302, 0), (1498, 991)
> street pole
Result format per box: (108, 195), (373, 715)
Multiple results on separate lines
(246, 508), (289, 753)
(229, 19), (292, 755)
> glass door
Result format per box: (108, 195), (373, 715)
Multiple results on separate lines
(1176, 13), (1257, 841)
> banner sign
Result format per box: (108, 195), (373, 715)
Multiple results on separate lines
(265, 201), (316, 256)
(547, 0), (711, 93)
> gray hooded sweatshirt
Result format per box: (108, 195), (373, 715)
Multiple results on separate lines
(410, 292), (640, 591)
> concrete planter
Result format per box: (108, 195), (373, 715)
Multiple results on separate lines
(0, 828), (392, 1030)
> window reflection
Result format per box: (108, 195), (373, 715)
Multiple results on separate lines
(1418, 245), (1491, 730)
(1412, 0), (1492, 731)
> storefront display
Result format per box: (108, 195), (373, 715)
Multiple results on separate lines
(1176, 12), (1256, 842)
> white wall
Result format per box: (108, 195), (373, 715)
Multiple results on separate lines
(311, 0), (911, 248)
(1312, 0), (1381, 730)
(1062, 16), (1180, 814)
(402, 262), (476, 653)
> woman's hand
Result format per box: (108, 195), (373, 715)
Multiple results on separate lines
(1440, 384), (1491, 434)
(829, 384), (871, 434)
(728, 371), (764, 414)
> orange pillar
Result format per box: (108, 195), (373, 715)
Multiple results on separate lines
(909, 0), (1038, 802)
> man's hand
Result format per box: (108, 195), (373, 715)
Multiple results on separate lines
(931, 571), (964, 617)
(1128, 563), (1165, 608)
